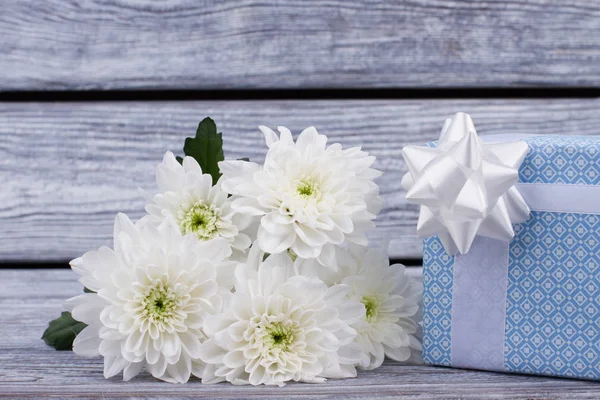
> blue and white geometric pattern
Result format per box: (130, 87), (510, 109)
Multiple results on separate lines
(421, 135), (600, 380)
(422, 236), (454, 366)
(519, 136), (600, 185)
(505, 211), (600, 379)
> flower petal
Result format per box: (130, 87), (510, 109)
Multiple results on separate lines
(257, 226), (295, 254)
(104, 355), (129, 379)
(72, 325), (101, 357)
(123, 362), (144, 381)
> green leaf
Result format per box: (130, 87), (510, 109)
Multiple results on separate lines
(83, 287), (95, 293)
(42, 312), (87, 350)
(182, 117), (224, 185)
(175, 156), (184, 165)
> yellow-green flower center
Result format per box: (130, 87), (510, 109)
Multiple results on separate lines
(361, 296), (380, 323)
(265, 321), (296, 351)
(296, 178), (319, 199)
(179, 202), (220, 240)
(141, 284), (177, 322)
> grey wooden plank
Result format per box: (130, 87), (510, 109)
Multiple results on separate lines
(2, 0), (600, 90)
(3, 268), (600, 399)
(3, 99), (600, 262)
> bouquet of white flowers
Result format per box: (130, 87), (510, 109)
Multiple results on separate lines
(42, 118), (422, 385)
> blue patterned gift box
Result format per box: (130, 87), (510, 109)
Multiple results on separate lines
(422, 135), (600, 380)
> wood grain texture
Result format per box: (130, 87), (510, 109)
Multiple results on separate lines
(2, 0), (600, 90)
(3, 99), (600, 261)
(3, 268), (600, 399)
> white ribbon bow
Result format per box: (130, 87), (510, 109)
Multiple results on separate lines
(401, 112), (531, 255)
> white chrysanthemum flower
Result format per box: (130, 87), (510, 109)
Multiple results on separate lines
(219, 126), (383, 267)
(65, 213), (234, 383)
(143, 151), (253, 257)
(197, 252), (365, 386)
(297, 244), (423, 369)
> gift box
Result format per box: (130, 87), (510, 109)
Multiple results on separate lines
(421, 134), (600, 380)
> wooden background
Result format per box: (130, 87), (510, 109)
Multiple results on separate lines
(2, 0), (600, 264)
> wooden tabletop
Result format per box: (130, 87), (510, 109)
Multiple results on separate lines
(2, 268), (599, 399)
